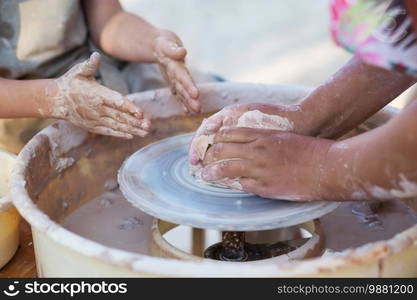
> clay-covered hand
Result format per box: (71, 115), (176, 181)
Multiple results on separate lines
(46, 52), (151, 139)
(200, 127), (334, 201)
(153, 30), (199, 113)
(189, 103), (306, 165)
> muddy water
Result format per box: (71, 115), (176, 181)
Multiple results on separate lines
(61, 189), (153, 254)
(320, 200), (417, 251)
(61, 190), (417, 256)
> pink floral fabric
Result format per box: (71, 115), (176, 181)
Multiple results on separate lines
(331, 0), (417, 76)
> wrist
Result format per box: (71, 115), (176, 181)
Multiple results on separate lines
(287, 103), (314, 136)
(240, 102), (311, 135)
(296, 93), (331, 137)
(43, 79), (61, 118)
(317, 140), (363, 201)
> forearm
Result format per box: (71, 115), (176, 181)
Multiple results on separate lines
(0, 78), (54, 118)
(299, 57), (415, 138)
(84, 0), (162, 63)
(322, 100), (417, 201)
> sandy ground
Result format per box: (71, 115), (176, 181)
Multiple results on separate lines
(120, 0), (414, 107)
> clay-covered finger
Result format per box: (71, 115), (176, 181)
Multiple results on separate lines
(175, 81), (198, 113)
(201, 159), (253, 182)
(100, 117), (148, 137)
(174, 65), (199, 100)
(157, 64), (172, 88)
(188, 109), (234, 163)
(104, 96), (144, 119)
(161, 67), (180, 99)
(189, 115), (225, 164)
(201, 110), (232, 134)
(102, 106), (151, 132)
(239, 178), (262, 195)
(214, 127), (282, 144)
(168, 82), (188, 113)
(203, 142), (253, 165)
(166, 60), (198, 103)
(176, 83), (201, 113)
(189, 142), (201, 165)
(74, 52), (101, 77)
(89, 126), (133, 139)
(214, 127), (264, 143)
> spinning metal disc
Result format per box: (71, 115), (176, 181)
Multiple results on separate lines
(118, 133), (339, 231)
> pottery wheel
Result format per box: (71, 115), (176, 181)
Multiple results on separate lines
(118, 133), (339, 231)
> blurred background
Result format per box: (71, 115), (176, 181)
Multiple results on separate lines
(121, 0), (414, 107)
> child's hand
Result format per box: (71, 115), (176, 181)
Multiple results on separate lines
(189, 103), (306, 165)
(153, 30), (199, 113)
(199, 127), (334, 201)
(46, 52), (151, 139)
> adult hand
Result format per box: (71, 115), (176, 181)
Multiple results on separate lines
(189, 103), (306, 165)
(46, 52), (151, 139)
(199, 127), (334, 201)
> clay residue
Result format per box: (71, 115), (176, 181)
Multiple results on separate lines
(44, 122), (88, 173)
(118, 216), (145, 231)
(192, 135), (214, 161)
(61, 189), (153, 254)
(103, 179), (119, 192)
(54, 157), (75, 173)
(237, 109), (293, 130)
(351, 201), (383, 231)
(190, 163), (244, 190)
(369, 174), (417, 199)
(47, 52), (147, 139)
(320, 199), (417, 251)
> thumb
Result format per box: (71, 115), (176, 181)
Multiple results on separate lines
(161, 40), (187, 60)
(76, 52), (101, 77)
